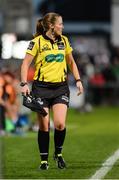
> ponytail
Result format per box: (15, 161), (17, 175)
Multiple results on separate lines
(33, 19), (44, 38)
(33, 13), (61, 38)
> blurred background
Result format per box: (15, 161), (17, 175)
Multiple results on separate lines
(0, 0), (119, 135)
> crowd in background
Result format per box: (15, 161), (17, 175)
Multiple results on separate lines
(0, 70), (20, 134)
(72, 53), (119, 106)
(0, 66), (34, 135)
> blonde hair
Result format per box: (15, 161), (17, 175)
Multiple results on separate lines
(33, 12), (61, 38)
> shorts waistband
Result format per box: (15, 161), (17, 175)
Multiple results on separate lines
(33, 80), (67, 88)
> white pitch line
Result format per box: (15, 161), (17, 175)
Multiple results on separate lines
(89, 149), (119, 179)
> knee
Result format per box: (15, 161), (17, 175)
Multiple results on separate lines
(55, 123), (65, 130)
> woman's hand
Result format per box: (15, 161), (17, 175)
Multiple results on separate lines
(21, 84), (30, 96)
(76, 81), (84, 96)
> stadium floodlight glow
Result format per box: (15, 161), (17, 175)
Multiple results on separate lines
(12, 41), (29, 59)
(1, 33), (16, 59)
(1, 33), (30, 59)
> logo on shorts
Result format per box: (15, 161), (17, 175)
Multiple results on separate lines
(61, 95), (69, 102)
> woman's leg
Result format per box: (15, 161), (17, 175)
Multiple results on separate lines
(52, 103), (67, 168)
(37, 107), (50, 169)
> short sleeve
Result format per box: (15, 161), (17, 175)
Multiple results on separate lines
(63, 36), (73, 55)
(26, 39), (38, 57)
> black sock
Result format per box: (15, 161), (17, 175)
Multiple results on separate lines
(38, 129), (49, 161)
(54, 128), (66, 155)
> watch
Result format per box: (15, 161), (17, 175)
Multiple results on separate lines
(20, 82), (28, 87)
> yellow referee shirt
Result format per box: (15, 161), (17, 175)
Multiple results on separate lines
(26, 34), (73, 83)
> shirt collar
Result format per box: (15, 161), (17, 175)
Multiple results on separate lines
(43, 33), (61, 44)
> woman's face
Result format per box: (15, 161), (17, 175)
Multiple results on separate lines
(53, 16), (64, 36)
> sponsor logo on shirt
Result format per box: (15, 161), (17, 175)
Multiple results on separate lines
(57, 42), (65, 50)
(45, 53), (64, 62)
(41, 44), (51, 52)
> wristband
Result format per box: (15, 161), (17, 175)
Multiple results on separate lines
(76, 79), (82, 83)
(20, 82), (28, 87)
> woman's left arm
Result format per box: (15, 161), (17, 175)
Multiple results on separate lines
(66, 53), (84, 96)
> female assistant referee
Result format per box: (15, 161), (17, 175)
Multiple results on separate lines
(20, 12), (83, 170)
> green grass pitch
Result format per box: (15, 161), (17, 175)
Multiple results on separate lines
(1, 106), (119, 179)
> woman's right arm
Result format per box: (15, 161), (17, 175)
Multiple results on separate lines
(20, 53), (34, 96)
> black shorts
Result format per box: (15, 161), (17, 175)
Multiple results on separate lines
(32, 80), (70, 108)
